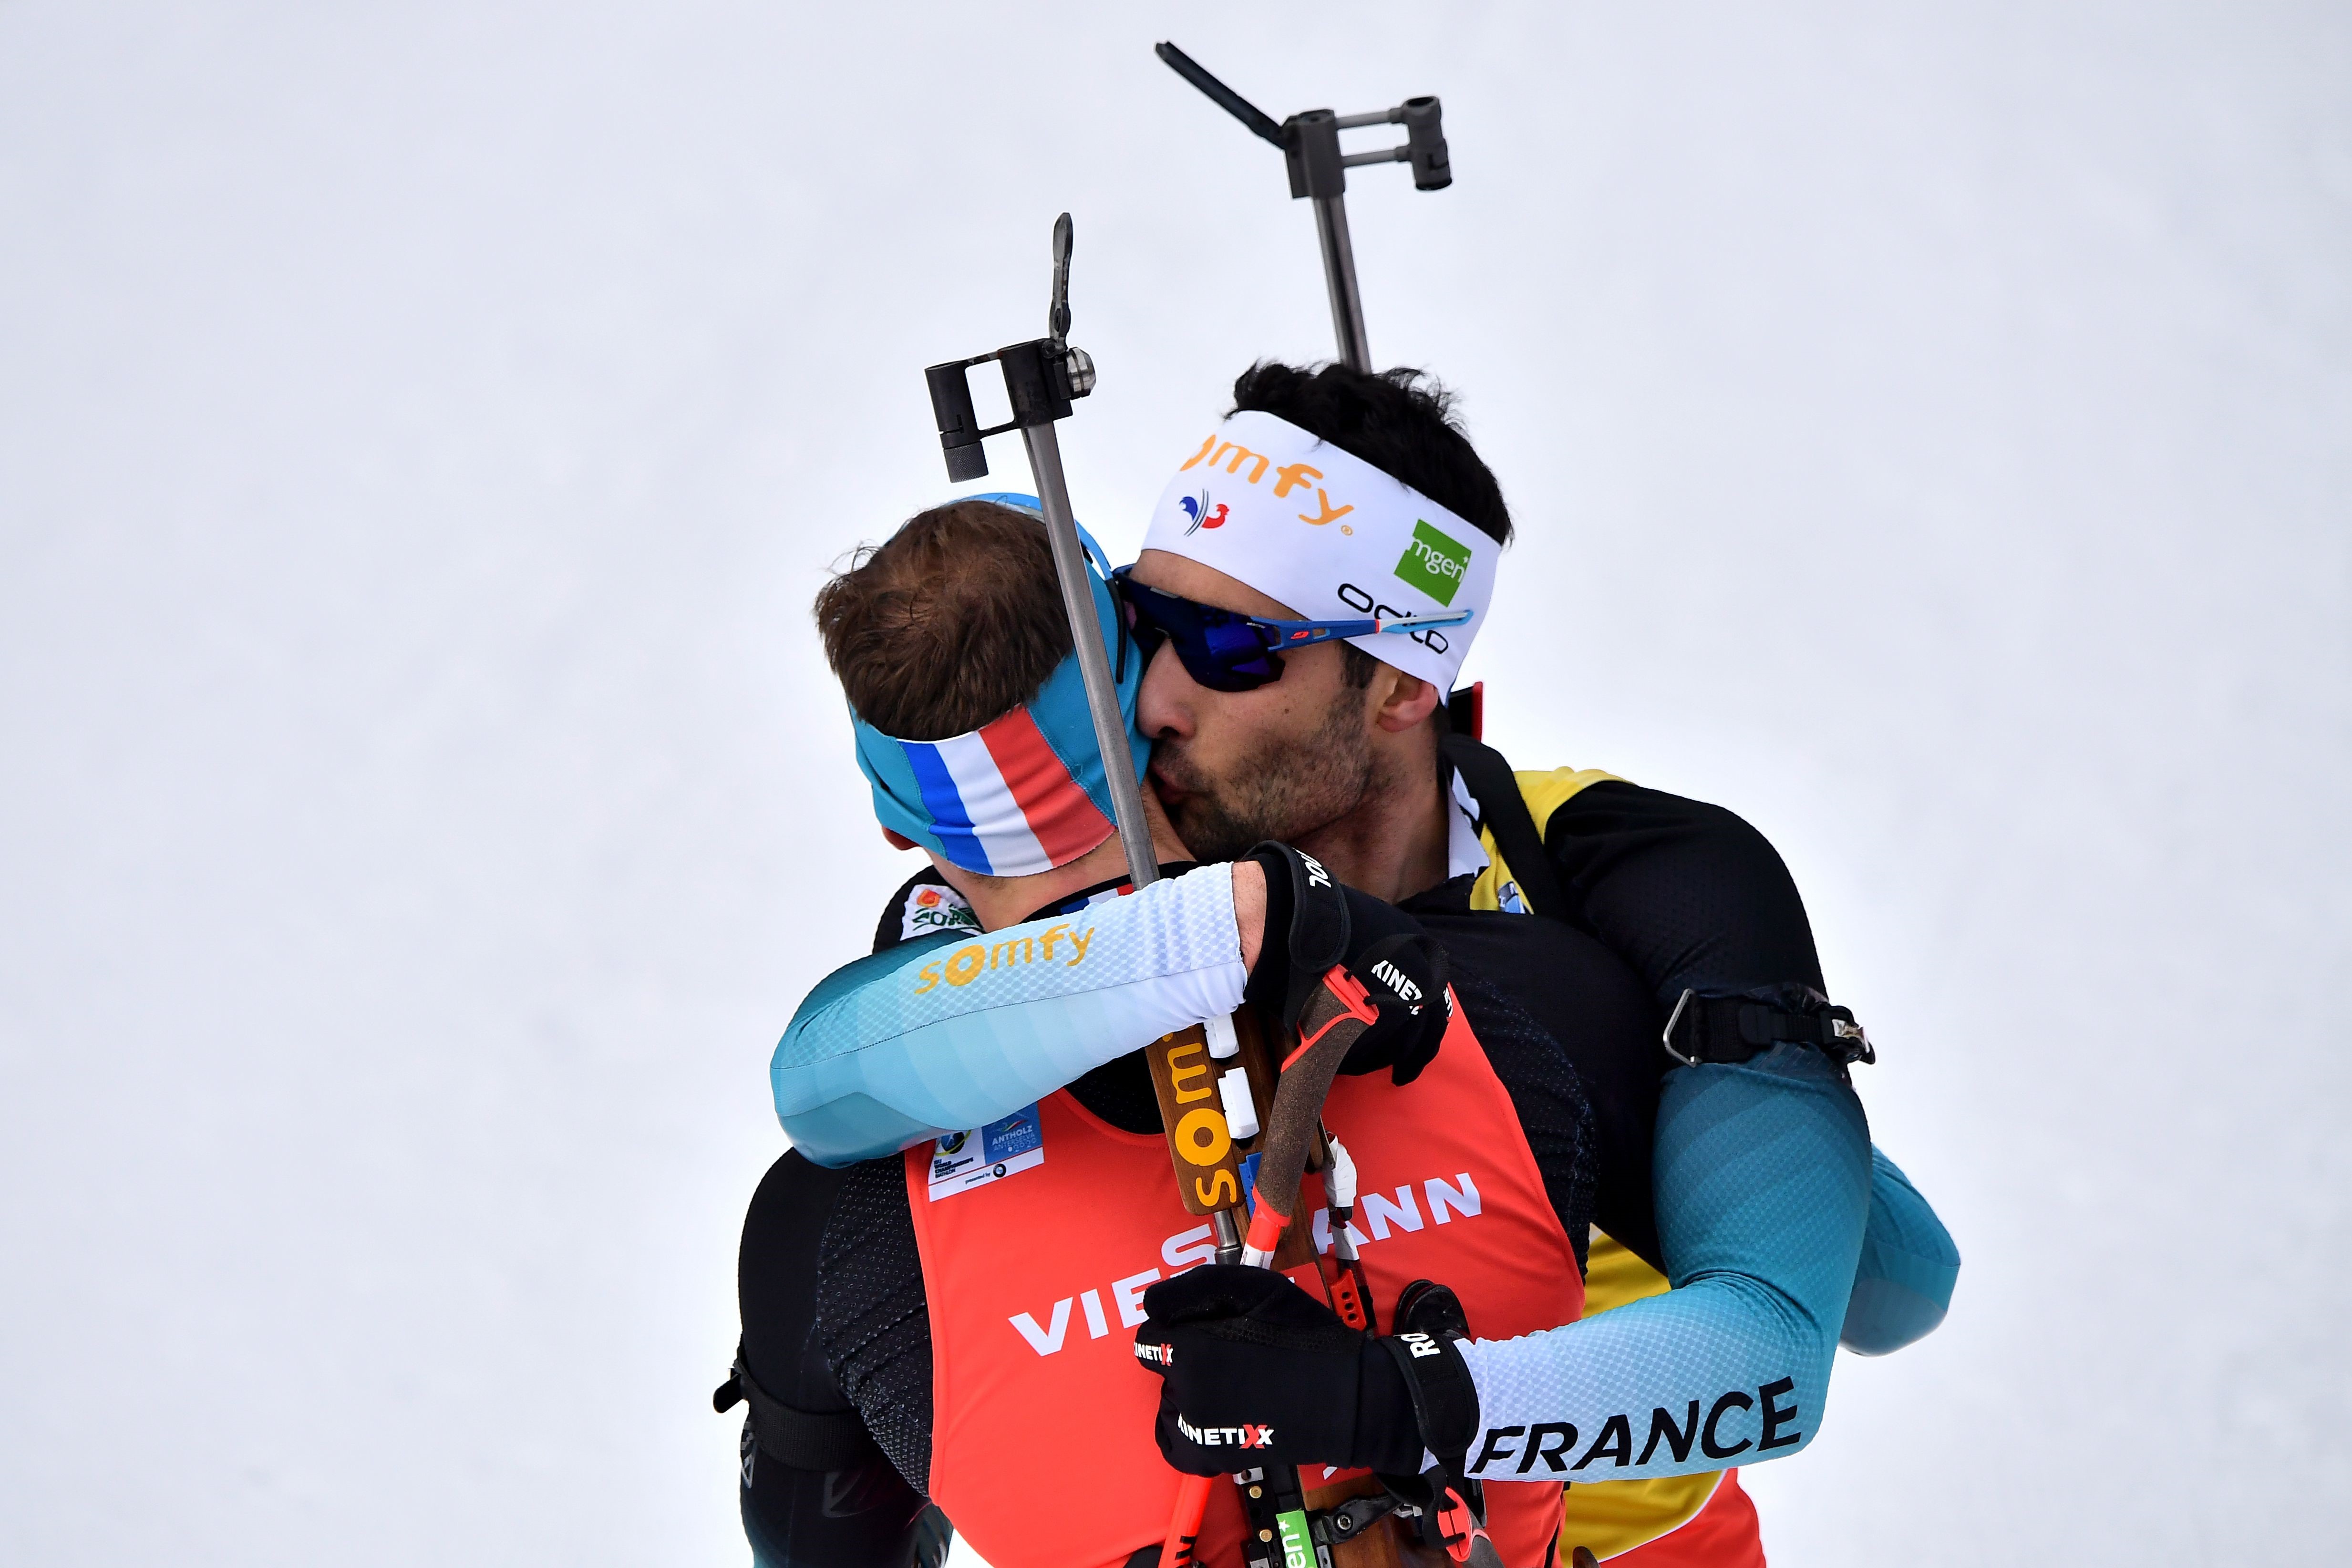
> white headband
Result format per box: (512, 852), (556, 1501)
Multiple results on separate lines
(1140, 411), (1496, 690)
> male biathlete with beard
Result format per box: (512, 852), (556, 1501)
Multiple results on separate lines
(730, 497), (1614, 1568)
(740, 367), (1959, 1566)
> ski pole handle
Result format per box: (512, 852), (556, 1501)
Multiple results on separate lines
(1241, 966), (1380, 1264)
(1157, 976), (1368, 1556)
(1156, 974), (1371, 1566)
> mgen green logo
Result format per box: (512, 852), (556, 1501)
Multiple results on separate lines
(1394, 519), (1472, 606)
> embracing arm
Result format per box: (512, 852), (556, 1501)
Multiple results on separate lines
(1455, 1045), (1871, 1482)
(771, 867), (1249, 1166)
(1843, 1149), (1960, 1353)
(1542, 777), (1960, 1348)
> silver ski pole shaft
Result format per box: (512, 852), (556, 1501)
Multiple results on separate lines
(921, 215), (1155, 891)
(1017, 420), (1160, 893)
(1310, 191), (1372, 372)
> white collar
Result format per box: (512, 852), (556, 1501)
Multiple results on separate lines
(1446, 767), (1490, 881)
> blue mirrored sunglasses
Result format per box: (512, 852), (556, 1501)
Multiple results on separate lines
(1113, 567), (1471, 693)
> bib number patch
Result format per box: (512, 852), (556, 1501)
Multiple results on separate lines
(928, 1104), (1044, 1200)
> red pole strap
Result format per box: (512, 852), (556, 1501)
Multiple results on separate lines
(1242, 1200), (1289, 1255)
(1280, 966), (1381, 1071)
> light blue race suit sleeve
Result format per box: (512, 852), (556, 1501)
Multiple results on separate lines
(770, 867), (1248, 1167)
(1841, 1147), (1960, 1353)
(1456, 1044), (1872, 1481)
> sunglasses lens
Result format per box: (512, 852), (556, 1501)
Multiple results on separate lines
(1191, 621), (1282, 691)
(1122, 597), (1165, 660)
(1119, 577), (1284, 693)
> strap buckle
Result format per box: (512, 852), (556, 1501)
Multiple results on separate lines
(1830, 1015), (1876, 1065)
(1663, 988), (1878, 1069)
(1661, 989), (1704, 1068)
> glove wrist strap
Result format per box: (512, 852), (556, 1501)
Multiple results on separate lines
(1380, 1331), (1478, 1469)
(1247, 841), (1349, 975)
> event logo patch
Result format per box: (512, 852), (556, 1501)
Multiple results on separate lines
(1394, 520), (1472, 606)
(900, 880), (980, 941)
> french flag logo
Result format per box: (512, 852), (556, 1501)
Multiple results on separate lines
(898, 707), (1113, 876)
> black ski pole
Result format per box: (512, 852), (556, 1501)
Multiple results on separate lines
(1155, 41), (1452, 373)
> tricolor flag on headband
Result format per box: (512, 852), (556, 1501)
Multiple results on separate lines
(848, 494), (1147, 877)
(888, 692), (1116, 877)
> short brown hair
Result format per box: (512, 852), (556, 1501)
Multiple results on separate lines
(813, 499), (1071, 741)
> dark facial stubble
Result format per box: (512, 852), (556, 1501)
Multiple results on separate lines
(1154, 682), (1375, 863)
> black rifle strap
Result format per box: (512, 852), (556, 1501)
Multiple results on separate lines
(713, 1344), (883, 1473)
(1662, 990), (1875, 1070)
(1440, 733), (1567, 923)
(1443, 733), (1879, 1072)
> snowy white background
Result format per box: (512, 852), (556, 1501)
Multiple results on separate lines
(3, 2), (2346, 1562)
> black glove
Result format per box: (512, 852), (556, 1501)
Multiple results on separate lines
(1243, 843), (1453, 1085)
(1132, 1265), (1424, 1476)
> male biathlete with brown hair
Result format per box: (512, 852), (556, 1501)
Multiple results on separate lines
(731, 494), (1617, 1568)
(739, 366), (1958, 1567)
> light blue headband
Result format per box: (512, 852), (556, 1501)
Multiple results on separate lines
(849, 495), (1151, 876)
